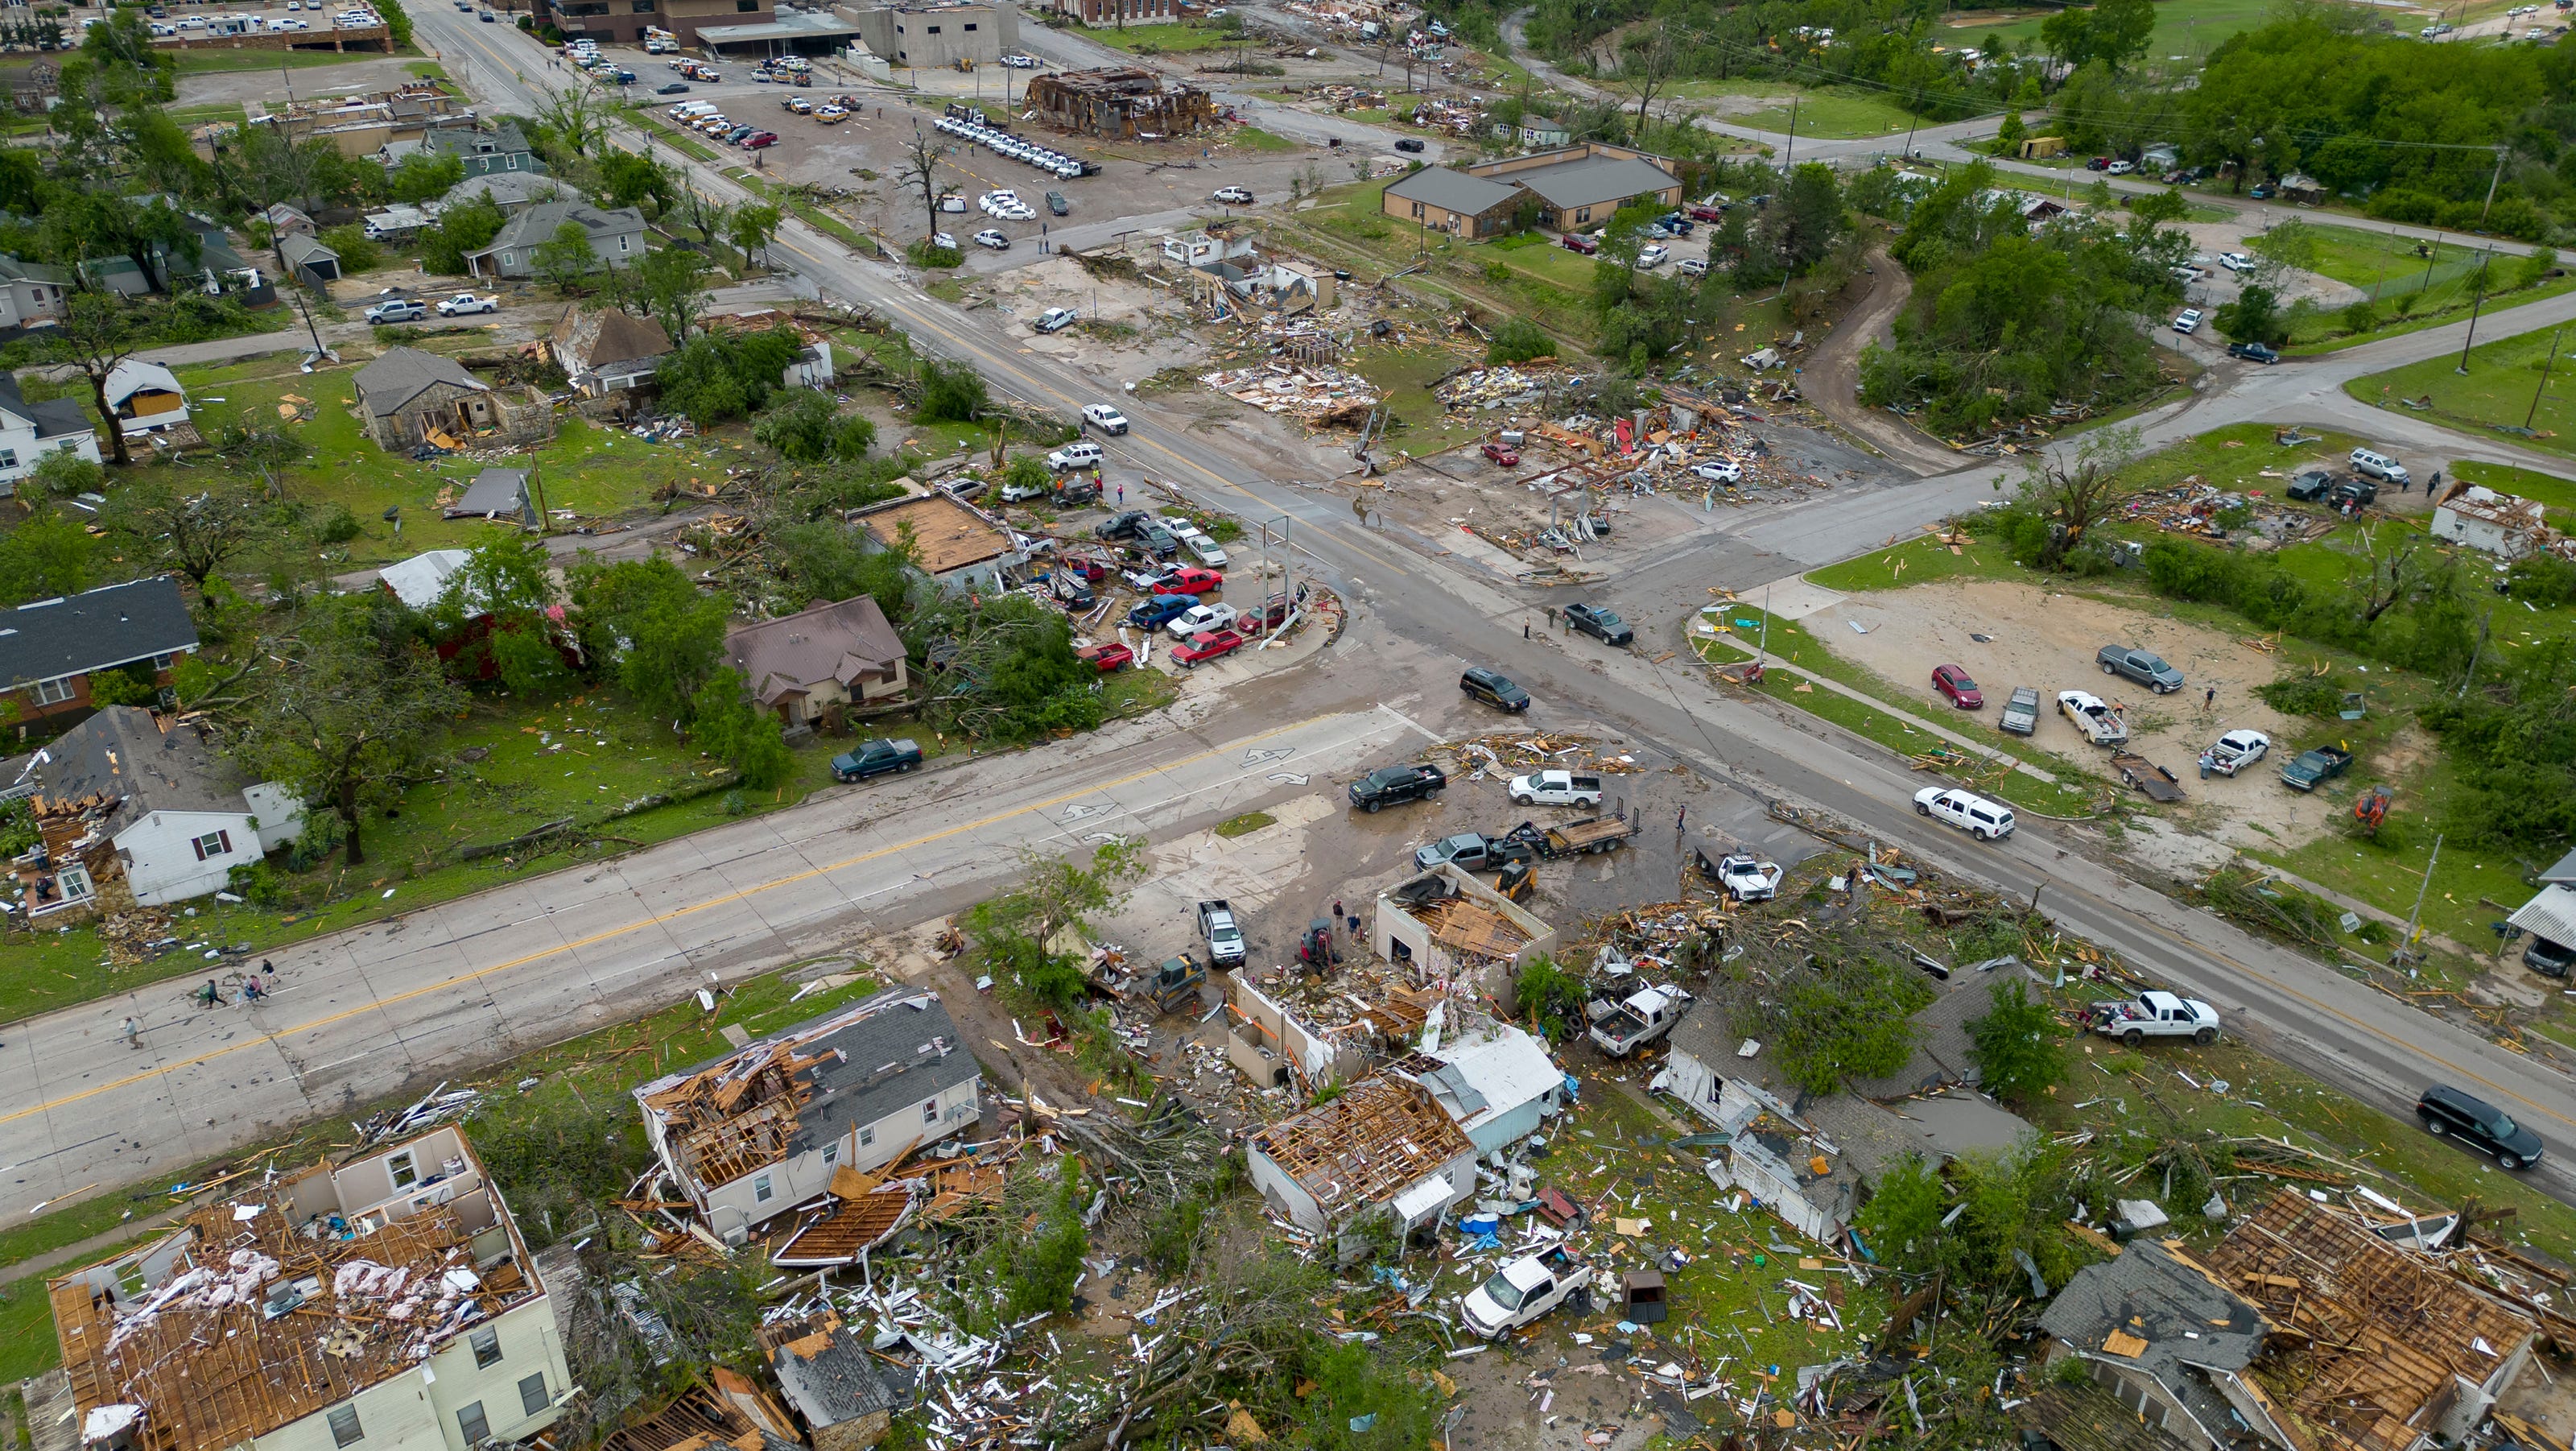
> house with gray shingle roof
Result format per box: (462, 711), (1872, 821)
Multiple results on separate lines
(352, 345), (502, 450)
(464, 200), (646, 281)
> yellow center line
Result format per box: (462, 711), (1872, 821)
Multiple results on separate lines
(0, 711), (1348, 1130)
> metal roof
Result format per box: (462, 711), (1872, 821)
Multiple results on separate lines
(1495, 154), (1678, 213)
(1382, 166), (1525, 217)
(2510, 883), (2576, 949)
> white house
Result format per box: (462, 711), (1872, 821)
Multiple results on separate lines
(0, 253), (72, 329)
(102, 359), (190, 437)
(634, 988), (983, 1244)
(1373, 862), (1558, 994)
(51, 1126), (575, 1451)
(0, 370), (101, 491)
(1402, 1015), (1564, 1156)
(1244, 1073), (1477, 1242)
(22, 705), (307, 906)
(2431, 480), (2551, 559)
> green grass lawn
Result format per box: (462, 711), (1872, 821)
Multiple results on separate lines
(1942, 0), (2276, 67)
(1351, 343), (1484, 457)
(170, 354), (762, 565)
(1669, 79), (1924, 139)
(1229, 126), (1301, 153)
(0, 691), (851, 1026)
(173, 46), (419, 74)
(1806, 529), (2031, 593)
(2343, 320), (2576, 460)
(2285, 232), (2576, 353)
(1085, 21), (1236, 52)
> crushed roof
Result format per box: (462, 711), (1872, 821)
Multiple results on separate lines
(632, 987), (980, 1199)
(29, 707), (245, 834)
(1246, 1073), (1472, 1214)
(763, 1313), (895, 1426)
(0, 577), (197, 690)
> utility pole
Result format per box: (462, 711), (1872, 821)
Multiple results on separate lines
(2480, 144), (2507, 226)
(1781, 93), (1798, 173)
(2529, 325), (2563, 430)
(2396, 833), (2443, 972)
(2456, 247), (2494, 374)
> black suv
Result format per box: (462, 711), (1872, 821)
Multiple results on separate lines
(2327, 477), (2377, 510)
(1348, 762), (1447, 812)
(1459, 667), (1530, 713)
(2417, 1085), (2543, 1170)
(831, 738), (923, 783)
(1140, 521), (1180, 558)
(1096, 511), (1149, 540)
(1563, 602), (1633, 647)
(2285, 469), (2334, 502)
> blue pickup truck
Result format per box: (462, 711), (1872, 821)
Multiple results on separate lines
(2098, 643), (2186, 694)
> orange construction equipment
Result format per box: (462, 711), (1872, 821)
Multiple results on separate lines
(2353, 784), (2392, 837)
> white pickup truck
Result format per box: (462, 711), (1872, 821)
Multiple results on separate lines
(1461, 1245), (1593, 1337)
(1197, 899), (1245, 968)
(436, 292), (499, 316)
(2199, 729), (2270, 776)
(2090, 990), (2220, 1046)
(1588, 986), (1687, 1056)
(1509, 770), (1604, 808)
(2058, 690), (2129, 746)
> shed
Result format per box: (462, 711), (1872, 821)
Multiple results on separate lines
(2509, 883), (2576, 952)
(276, 230), (341, 288)
(445, 466), (536, 524)
(1374, 862), (1558, 994)
(2431, 480), (2549, 559)
(101, 360), (189, 436)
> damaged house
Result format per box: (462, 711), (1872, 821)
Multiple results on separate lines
(2037, 1238), (2274, 1450)
(1022, 68), (1212, 139)
(47, 1126), (574, 1451)
(1244, 1072), (1477, 1241)
(17, 705), (307, 910)
(1393, 1013), (1564, 1156)
(1373, 861), (1558, 992)
(760, 1312), (898, 1451)
(633, 988), (983, 1245)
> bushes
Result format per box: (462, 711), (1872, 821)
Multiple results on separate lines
(316, 224), (382, 275)
(1486, 315), (1555, 365)
(1513, 953), (1589, 1040)
(654, 326), (805, 427)
(916, 358), (988, 423)
(906, 239), (964, 269)
(2255, 673), (2348, 717)
(2140, 535), (2477, 677)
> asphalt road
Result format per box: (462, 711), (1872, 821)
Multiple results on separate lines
(10, 6), (2566, 1218)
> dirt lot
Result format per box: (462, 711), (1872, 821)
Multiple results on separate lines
(1812, 578), (2354, 856)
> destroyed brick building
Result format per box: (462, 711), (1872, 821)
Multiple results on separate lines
(48, 1127), (574, 1451)
(1243, 1073), (1476, 1239)
(1021, 68), (1212, 139)
(633, 988), (983, 1245)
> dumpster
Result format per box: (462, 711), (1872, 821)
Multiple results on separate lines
(1621, 1269), (1668, 1324)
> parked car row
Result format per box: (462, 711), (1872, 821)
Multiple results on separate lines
(934, 110), (1090, 180)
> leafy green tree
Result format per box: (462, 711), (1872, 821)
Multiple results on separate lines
(770, 519), (916, 623)
(2213, 284), (2286, 346)
(602, 153), (677, 217)
(654, 328), (804, 427)
(532, 219), (601, 290)
(1966, 981), (2066, 1105)
(685, 667), (793, 786)
(69, 6), (175, 104)
(227, 597), (470, 866)
(0, 509), (97, 607)
(1855, 1152), (1949, 1273)
(1513, 953), (1589, 1040)
(566, 556), (733, 723)
(915, 358), (987, 424)
(1765, 161), (1842, 275)
(1487, 316), (1554, 364)
(317, 223), (383, 275)
(753, 389), (873, 464)
(634, 245), (710, 341)
(1748, 953), (1934, 1095)
(964, 840), (1146, 1006)
(47, 292), (147, 467)
(2126, 188), (2190, 228)
(431, 538), (576, 699)
(390, 152), (466, 205)
(1001, 1164), (1089, 1316)
(419, 196), (506, 275)
(28, 447), (103, 500)
(1002, 453), (1050, 493)
(727, 202), (782, 274)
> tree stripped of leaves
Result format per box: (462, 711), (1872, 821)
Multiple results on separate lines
(896, 125), (947, 238)
(225, 596), (469, 866)
(2013, 427), (2138, 572)
(101, 476), (268, 592)
(48, 292), (152, 467)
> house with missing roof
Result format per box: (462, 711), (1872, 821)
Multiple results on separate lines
(102, 360), (191, 438)
(47, 1126), (575, 1451)
(633, 988), (983, 1245)
(2040, 1189), (2541, 1451)
(2430, 480), (2551, 559)
(0, 577), (197, 732)
(759, 1313), (897, 1451)
(16, 705), (305, 907)
(852, 490), (1026, 595)
(721, 595), (909, 733)
(1243, 1073), (1478, 1244)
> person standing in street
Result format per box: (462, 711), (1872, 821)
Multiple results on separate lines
(1675, 804), (1686, 834)
(2204, 684), (2217, 713)
(122, 1016), (141, 1050)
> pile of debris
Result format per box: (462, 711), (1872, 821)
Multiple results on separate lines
(1435, 365), (1559, 411)
(2120, 473), (2337, 548)
(1199, 362), (1380, 426)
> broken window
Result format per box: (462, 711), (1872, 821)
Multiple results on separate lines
(470, 1325), (502, 1368)
(327, 1407), (364, 1448)
(518, 1372), (547, 1416)
(458, 1402), (489, 1445)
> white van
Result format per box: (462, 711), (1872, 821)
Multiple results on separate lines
(1913, 786), (2016, 841)
(673, 101), (718, 118)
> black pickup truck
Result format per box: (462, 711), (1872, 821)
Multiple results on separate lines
(2280, 744), (2353, 792)
(1349, 762), (1447, 812)
(831, 738), (923, 783)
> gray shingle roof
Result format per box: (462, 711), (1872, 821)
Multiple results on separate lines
(353, 345), (488, 418)
(31, 705), (244, 835)
(770, 1318), (895, 1428)
(1846, 979), (1999, 1101)
(0, 577), (196, 691)
(1383, 167), (1525, 218)
(2040, 1242), (2264, 1428)
(276, 232), (338, 267)
(472, 200), (646, 260)
(1504, 155), (1679, 213)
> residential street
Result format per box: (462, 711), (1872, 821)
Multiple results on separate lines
(8, 5), (2566, 1220)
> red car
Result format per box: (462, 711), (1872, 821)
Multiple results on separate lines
(1560, 232), (1599, 254)
(1172, 628), (1245, 667)
(745, 131), (779, 148)
(1931, 663), (1984, 709)
(1482, 440), (1520, 467)
(1076, 642), (1133, 672)
(1152, 566), (1225, 596)
(1687, 202), (1724, 222)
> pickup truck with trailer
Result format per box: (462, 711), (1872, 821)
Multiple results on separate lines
(2281, 744), (2354, 792)
(1508, 771), (1604, 807)
(1197, 899), (1245, 967)
(2000, 687), (2041, 737)
(1461, 1246), (1594, 1338)
(1501, 814), (1638, 859)
(1588, 985), (1686, 1056)
(2058, 690), (2129, 746)
(1413, 833), (1534, 873)
(2098, 644), (2186, 694)
(2200, 729), (2271, 776)
(2090, 990), (2220, 1046)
